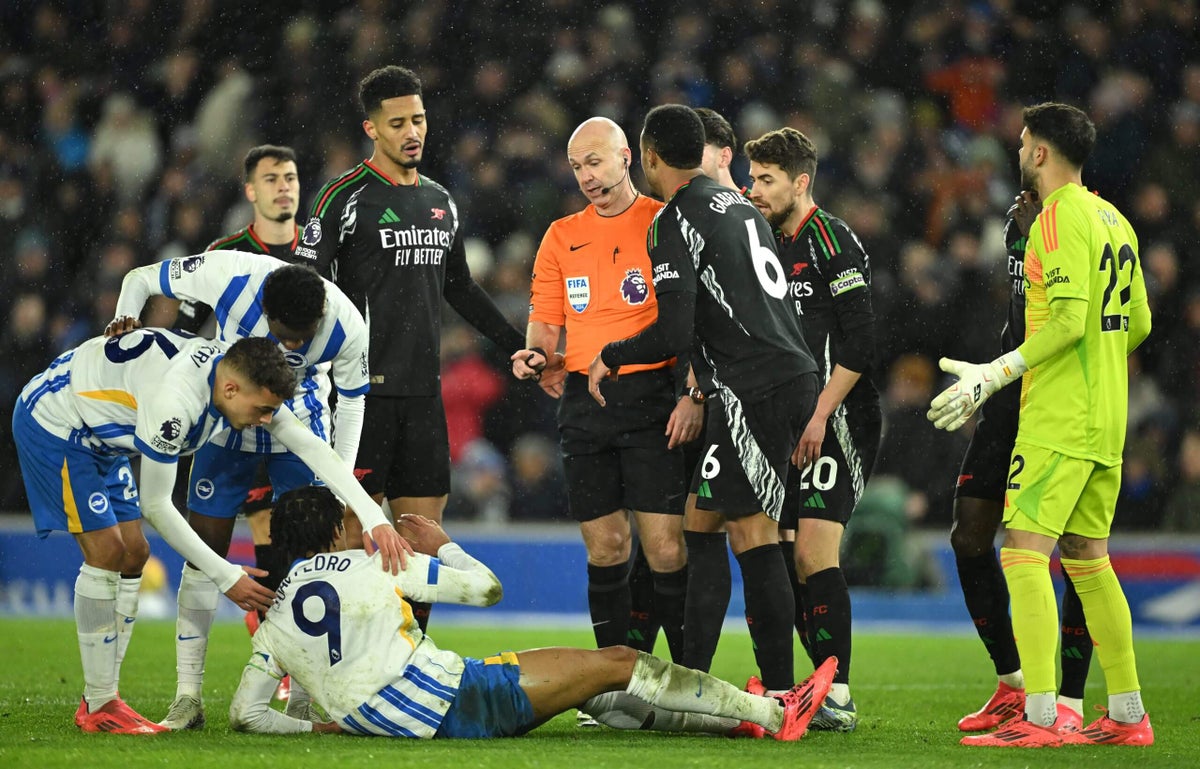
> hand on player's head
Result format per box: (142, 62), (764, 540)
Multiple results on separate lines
(104, 316), (142, 338)
(395, 514), (450, 556)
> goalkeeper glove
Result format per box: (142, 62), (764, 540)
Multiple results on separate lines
(927, 352), (1027, 431)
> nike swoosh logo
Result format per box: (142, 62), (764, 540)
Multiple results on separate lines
(177, 634), (201, 641)
(123, 617), (136, 624)
(569, 242), (591, 251)
(102, 635), (117, 644)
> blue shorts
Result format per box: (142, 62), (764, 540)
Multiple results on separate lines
(435, 653), (536, 739)
(12, 404), (141, 538)
(187, 441), (320, 517)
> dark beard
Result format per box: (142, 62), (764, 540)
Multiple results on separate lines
(1019, 164), (1037, 192)
(766, 200), (795, 230)
(273, 211), (294, 223)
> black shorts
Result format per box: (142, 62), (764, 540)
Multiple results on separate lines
(239, 462), (273, 516)
(355, 394), (450, 499)
(693, 374), (818, 521)
(558, 370), (685, 522)
(780, 400), (882, 528)
(954, 382), (1019, 502)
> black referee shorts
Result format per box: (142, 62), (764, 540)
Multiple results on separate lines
(954, 381), (1019, 503)
(557, 370), (685, 522)
(354, 394), (451, 499)
(780, 400), (882, 528)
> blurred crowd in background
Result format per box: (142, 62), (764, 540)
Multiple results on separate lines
(1, 1), (1198, 567)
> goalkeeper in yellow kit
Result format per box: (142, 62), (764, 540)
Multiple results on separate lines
(928, 102), (1153, 748)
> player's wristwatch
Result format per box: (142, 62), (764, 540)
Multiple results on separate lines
(683, 386), (706, 404)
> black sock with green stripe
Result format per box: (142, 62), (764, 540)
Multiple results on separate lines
(1059, 567), (1092, 699)
(626, 545), (660, 653)
(956, 550), (1021, 675)
(805, 566), (852, 685)
(779, 540), (817, 666)
(737, 543), (795, 691)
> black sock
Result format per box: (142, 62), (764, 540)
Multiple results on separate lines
(652, 566), (688, 662)
(805, 566), (852, 685)
(779, 540), (816, 665)
(1059, 566), (1092, 699)
(626, 545), (660, 653)
(410, 601), (433, 633)
(587, 561), (631, 648)
(956, 550), (1021, 675)
(682, 531), (731, 671)
(736, 543), (795, 691)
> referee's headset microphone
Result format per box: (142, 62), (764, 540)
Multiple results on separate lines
(601, 158), (629, 195)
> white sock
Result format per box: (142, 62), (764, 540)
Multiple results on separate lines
(827, 682), (851, 707)
(1025, 692), (1056, 726)
(584, 691), (740, 733)
(74, 564), (120, 712)
(175, 565), (219, 699)
(1108, 690), (1145, 724)
(1056, 695), (1083, 718)
(624, 651), (782, 733)
(999, 670), (1024, 689)
(114, 574), (141, 684)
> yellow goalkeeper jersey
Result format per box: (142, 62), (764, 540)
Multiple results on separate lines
(1017, 183), (1148, 466)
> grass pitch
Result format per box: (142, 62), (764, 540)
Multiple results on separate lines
(0, 618), (1196, 768)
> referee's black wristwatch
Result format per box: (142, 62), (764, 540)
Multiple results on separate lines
(682, 386), (706, 404)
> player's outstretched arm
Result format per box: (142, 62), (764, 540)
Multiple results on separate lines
(392, 515), (503, 607)
(927, 353), (1026, 432)
(138, 458), (275, 611)
(264, 409), (413, 574)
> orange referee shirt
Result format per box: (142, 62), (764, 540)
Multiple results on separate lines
(529, 195), (670, 375)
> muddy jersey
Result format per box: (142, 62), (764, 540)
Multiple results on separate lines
(303, 160), (520, 397)
(649, 175), (816, 402)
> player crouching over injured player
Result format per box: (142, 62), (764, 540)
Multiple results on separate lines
(230, 487), (836, 740)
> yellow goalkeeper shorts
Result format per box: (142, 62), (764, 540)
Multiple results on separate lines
(1002, 442), (1120, 539)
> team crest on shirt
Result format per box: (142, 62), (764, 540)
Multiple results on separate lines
(566, 276), (590, 313)
(88, 493), (109, 515)
(620, 268), (649, 306)
(283, 350), (307, 369)
(303, 217), (323, 246)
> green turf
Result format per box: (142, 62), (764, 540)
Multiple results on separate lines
(0, 619), (1195, 768)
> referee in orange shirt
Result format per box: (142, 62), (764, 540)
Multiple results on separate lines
(513, 118), (702, 663)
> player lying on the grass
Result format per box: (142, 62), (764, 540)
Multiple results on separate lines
(229, 487), (837, 741)
(13, 331), (410, 735)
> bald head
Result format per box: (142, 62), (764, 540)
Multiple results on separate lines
(567, 117), (634, 211)
(568, 117), (629, 157)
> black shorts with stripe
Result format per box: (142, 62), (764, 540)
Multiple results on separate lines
(354, 394), (450, 499)
(954, 381), (1019, 503)
(558, 370), (685, 522)
(780, 398), (882, 528)
(693, 374), (818, 521)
